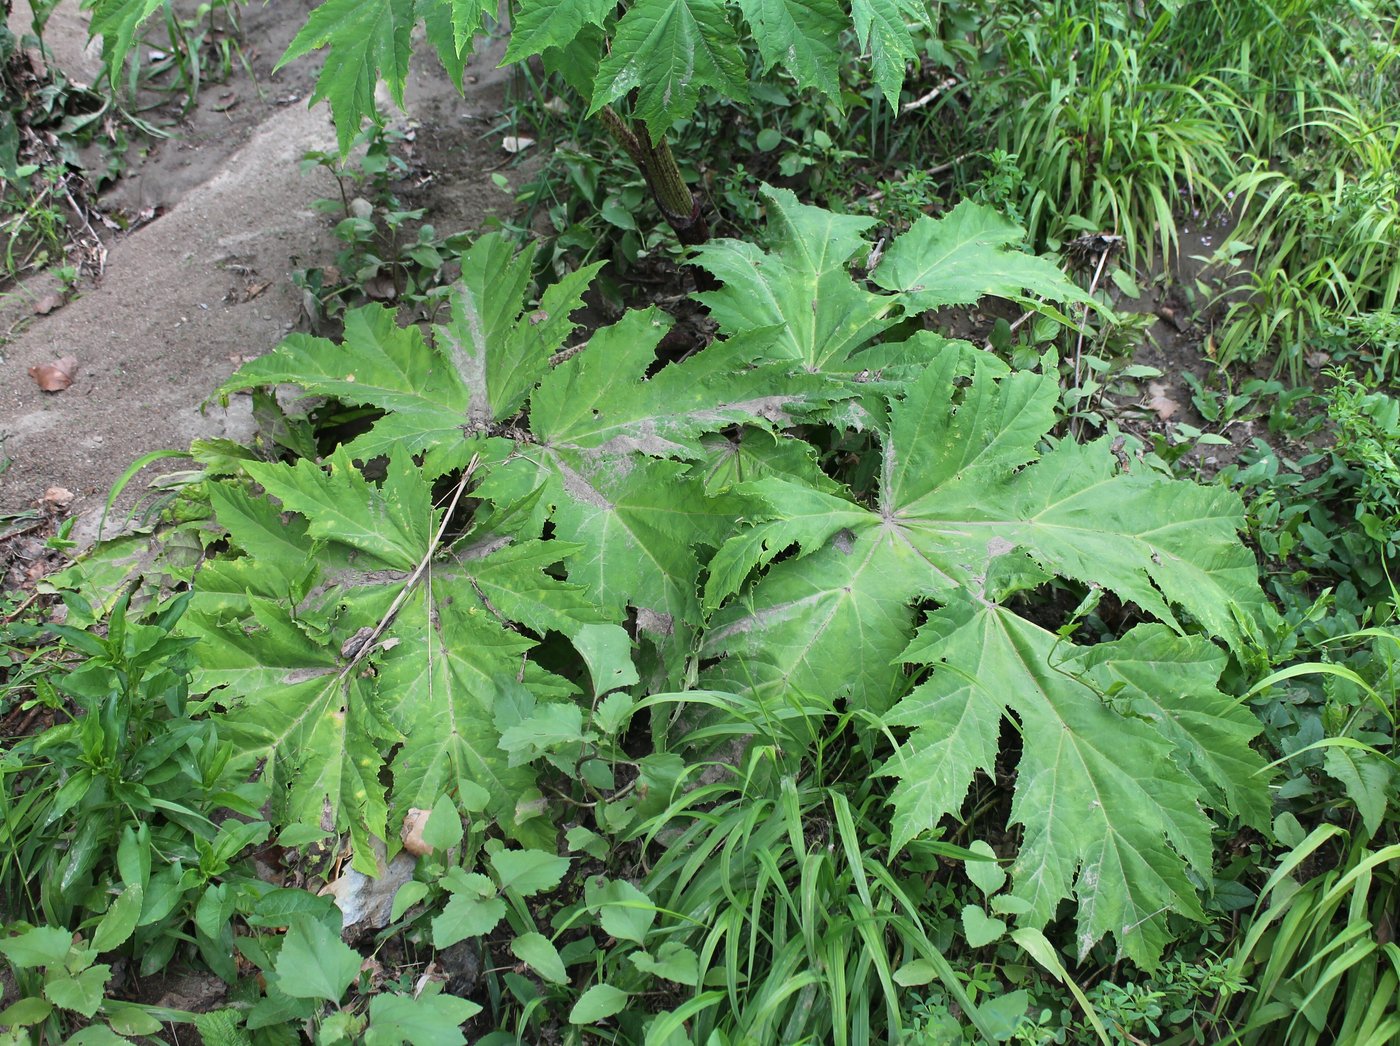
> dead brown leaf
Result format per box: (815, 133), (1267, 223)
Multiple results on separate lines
(41, 487), (75, 510)
(364, 273), (397, 300)
(414, 961), (449, 997)
(243, 280), (271, 302)
(401, 808), (433, 856)
(32, 293), (66, 316)
(29, 356), (78, 392)
(1155, 304), (1190, 333)
(1146, 382), (1180, 421)
(358, 956), (387, 989)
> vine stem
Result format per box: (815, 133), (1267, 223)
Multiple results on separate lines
(1069, 249), (1112, 440)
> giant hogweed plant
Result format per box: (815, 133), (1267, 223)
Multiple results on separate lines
(190, 188), (1273, 974)
(87, 0), (934, 241)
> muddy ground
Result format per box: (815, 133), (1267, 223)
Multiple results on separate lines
(0, 0), (529, 541)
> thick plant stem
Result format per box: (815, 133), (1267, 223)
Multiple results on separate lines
(635, 134), (710, 246)
(599, 105), (711, 248)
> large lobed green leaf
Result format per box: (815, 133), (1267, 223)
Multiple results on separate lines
(590, 0), (749, 140)
(273, 0), (494, 150)
(735, 0), (844, 101)
(693, 187), (1090, 429)
(871, 200), (1095, 313)
(851, 0), (926, 107)
(278, 0), (417, 154)
(85, 0), (164, 77)
(503, 0), (615, 63)
(703, 351), (1267, 697)
(185, 449), (605, 866)
(220, 236), (601, 473)
(477, 309), (825, 681)
(692, 186), (898, 381)
(219, 233), (824, 688)
(110, 0), (938, 153)
(885, 602), (1269, 967)
(703, 351), (1271, 964)
(93, 0), (936, 147)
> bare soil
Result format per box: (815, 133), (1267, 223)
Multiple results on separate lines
(0, 2), (527, 542)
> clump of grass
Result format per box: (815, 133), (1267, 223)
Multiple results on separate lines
(959, 0), (1400, 378)
(1211, 99), (1400, 379)
(965, 7), (1235, 270)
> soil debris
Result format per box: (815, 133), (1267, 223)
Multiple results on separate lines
(1146, 381), (1181, 421)
(27, 355), (78, 392)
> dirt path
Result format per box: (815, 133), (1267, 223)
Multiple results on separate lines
(0, 4), (524, 538)
(0, 97), (338, 521)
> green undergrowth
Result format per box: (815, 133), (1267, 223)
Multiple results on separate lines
(0, 0), (247, 298)
(293, 126), (476, 331)
(5, 0), (1400, 1040)
(2, 189), (1346, 1043)
(0, 10), (115, 289)
(874, 0), (1400, 382)
(511, 0), (1400, 382)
